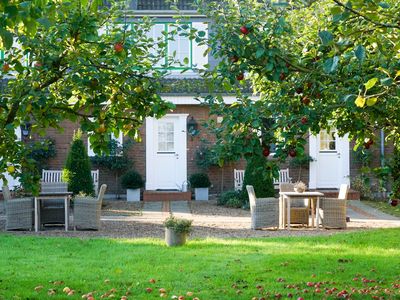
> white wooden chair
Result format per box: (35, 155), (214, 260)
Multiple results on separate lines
(234, 169), (245, 191)
(42, 169), (100, 195)
(273, 168), (292, 188)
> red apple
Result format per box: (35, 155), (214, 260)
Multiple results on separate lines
(306, 282), (314, 287)
(302, 96), (310, 105)
(279, 72), (286, 81)
(114, 42), (124, 53)
(230, 56), (239, 63)
(364, 142), (370, 149)
(289, 149), (297, 157)
(315, 92), (322, 99)
(34, 61), (43, 68)
(145, 287), (153, 293)
(296, 87), (303, 94)
(390, 199), (398, 207)
(287, 293), (293, 298)
(2, 63), (10, 72)
(240, 26), (249, 35)
(367, 138), (374, 145)
(236, 73), (244, 81)
(301, 116), (308, 124)
(307, 82), (313, 89)
(263, 147), (270, 157)
(297, 297), (304, 300)
(149, 278), (156, 283)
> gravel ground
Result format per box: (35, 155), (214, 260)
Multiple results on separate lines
(0, 200), (397, 239)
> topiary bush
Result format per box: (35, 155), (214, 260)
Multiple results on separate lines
(121, 170), (144, 189)
(241, 154), (275, 203)
(64, 130), (94, 195)
(189, 173), (211, 188)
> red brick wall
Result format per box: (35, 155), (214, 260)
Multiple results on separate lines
(31, 107), (393, 195)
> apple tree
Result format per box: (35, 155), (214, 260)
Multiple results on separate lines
(195, 0), (400, 187)
(0, 0), (176, 193)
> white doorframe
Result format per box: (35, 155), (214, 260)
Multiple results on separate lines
(145, 114), (188, 190)
(309, 130), (350, 189)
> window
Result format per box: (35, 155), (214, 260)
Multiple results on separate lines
(319, 129), (336, 151)
(146, 23), (192, 69)
(88, 132), (123, 157)
(157, 121), (174, 152)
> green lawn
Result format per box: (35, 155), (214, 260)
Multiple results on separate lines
(362, 200), (400, 218)
(1, 229), (400, 299)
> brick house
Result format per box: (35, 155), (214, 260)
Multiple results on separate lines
(2, 0), (388, 199)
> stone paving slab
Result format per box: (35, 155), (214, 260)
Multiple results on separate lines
(170, 201), (191, 214)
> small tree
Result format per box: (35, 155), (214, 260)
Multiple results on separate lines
(64, 130), (94, 195)
(242, 154), (275, 202)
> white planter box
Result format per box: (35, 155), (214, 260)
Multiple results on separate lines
(127, 188), (141, 202)
(195, 188), (209, 201)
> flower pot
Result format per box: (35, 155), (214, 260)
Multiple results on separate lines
(294, 187), (305, 193)
(165, 228), (187, 246)
(126, 188), (140, 202)
(195, 187), (209, 201)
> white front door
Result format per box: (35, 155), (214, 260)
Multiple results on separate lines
(146, 114), (188, 190)
(309, 129), (350, 189)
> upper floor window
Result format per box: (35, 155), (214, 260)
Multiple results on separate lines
(147, 22), (208, 71)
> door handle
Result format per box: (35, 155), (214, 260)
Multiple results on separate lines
(175, 153), (179, 159)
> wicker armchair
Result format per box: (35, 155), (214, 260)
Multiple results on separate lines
(246, 185), (279, 229)
(40, 182), (68, 225)
(321, 198), (347, 229)
(3, 185), (33, 231)
(74, 184), (107, 230)
(279, 183), (309, 226)
(321, 184), (349, 229)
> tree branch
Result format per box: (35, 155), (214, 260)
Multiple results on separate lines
(332, 0), (400, 29)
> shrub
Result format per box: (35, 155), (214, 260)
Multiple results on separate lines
(121, 170), (144, 189)
(352, 176), (373, 200)
(189, 173), (211, 188)
(218, 190), (243, 207)
(163, 215), (193, 234)
(64, 130), (94, 195)
(241, 155), (274, 202)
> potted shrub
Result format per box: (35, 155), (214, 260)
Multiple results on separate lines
(121, 170), (144, 202)
(189, 173), (211, 200)
(164, 215), (193, 246)
(389, 181), (400, 207)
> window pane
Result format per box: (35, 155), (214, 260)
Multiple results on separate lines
(148, 24), (166, 67)
(168, 25), (190, 67)
(158, 121), (174, 152)
(320, 130), (336, 151)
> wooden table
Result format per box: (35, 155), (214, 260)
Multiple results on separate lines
(279, 191), (324, 230)
(34, 192), (72, 232)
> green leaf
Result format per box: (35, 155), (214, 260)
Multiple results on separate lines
(366, 97), (378, 106)
(323, 56), (339, 73)
(37, 17), (52, 29)
(256, 48), (265, 59)
(318, 30), (333, 45)
(378, 2), (390, 8)
(197, 30), (206, 37)
(0, 29), (13, 49)
(381, 78), (393, 86)
(364, 78), (378, 90)
(354, 45), (365, 62)
(355, 96), (366, 108)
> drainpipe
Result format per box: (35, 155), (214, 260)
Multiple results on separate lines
(380, 129), (386, 198)
(380, 129), (385, 168)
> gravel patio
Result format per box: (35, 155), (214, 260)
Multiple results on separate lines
(1, 198), (399, 239)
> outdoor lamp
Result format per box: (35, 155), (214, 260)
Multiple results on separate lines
(21, 122), (32, 137)
(187, 116), (199, 138)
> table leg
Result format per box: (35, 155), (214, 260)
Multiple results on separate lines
(34, 198), (38, 232)
(311, 198), (315, 228)
(287, 197), (291, 230)
(316, 196), (320, 230)
(64, 197), (69, 232)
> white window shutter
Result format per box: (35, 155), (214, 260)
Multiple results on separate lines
(192, 22), (208, 70)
